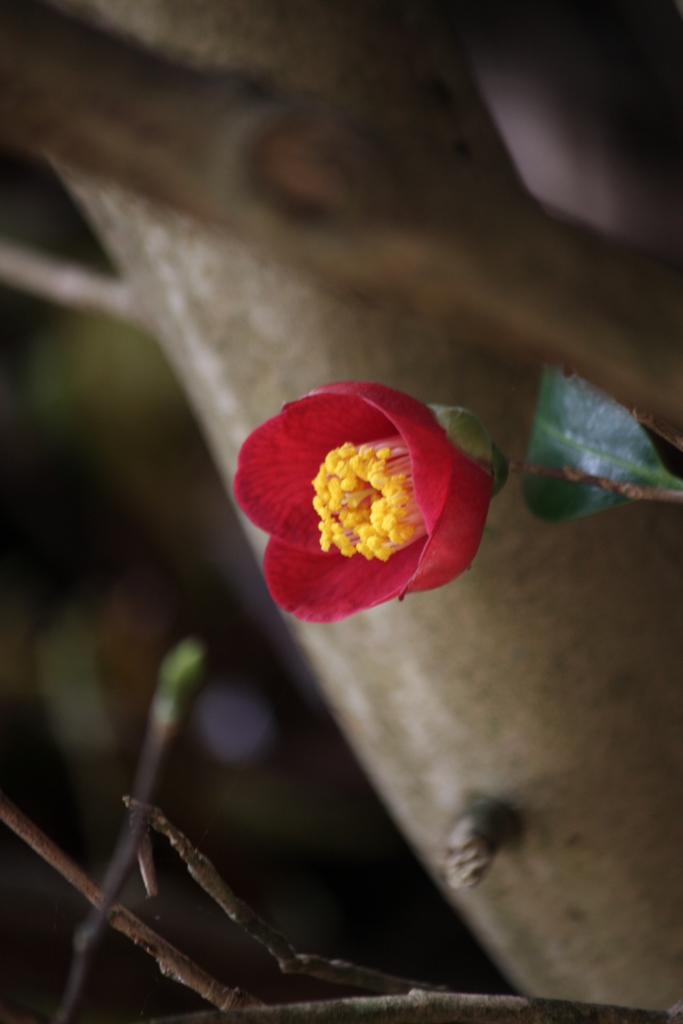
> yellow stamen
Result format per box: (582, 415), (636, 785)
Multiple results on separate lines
(312, 436), (426, 561)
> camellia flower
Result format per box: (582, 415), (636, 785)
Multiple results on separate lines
(234, 381), (505, 623)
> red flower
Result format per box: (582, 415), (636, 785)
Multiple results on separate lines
(234, 382), (493, 623)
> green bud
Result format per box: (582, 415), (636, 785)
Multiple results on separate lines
(153, 637), (207, 729)
(429, 405), (509, 496)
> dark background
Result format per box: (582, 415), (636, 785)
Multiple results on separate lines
(1, 0), (682, 1017)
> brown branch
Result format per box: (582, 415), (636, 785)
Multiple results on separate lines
(129, 800), (441, 996)
(136, 990), (671, 1024)
(509, 461), (683, 503)
(57, 711), (170, 1021)
(137, 827), (159, 899)
(0, 0), (372, 233)
(0, 237), (145, 324)
(56, 638), (208, 1024)
(0, 788), (260, 1012)
(629, 409), (683, 457)
(1, 2), (683, 422)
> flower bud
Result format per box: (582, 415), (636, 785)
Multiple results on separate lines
(153, 637), (207, 730)
(429, 405), (508, 496)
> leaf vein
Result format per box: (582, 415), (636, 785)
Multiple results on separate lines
(535, 416), (683, 490)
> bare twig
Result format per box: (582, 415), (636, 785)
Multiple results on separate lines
(509, 461), (683, 503)
(629, 409), (683, 457)
(55, 727), (170, 1023)
(137, 827), (159, 898)
(0, 238), (145, 324)
(135, 990), (671, 1024)
(56, 640), (207, 1024)
(0, 992), (49, 1024)
(2, 3), (683, 423)
(131, 800), (443, 996)
(0, 787), (259, 1012)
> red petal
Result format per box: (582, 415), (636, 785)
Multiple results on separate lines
(407, 449), (492, 593)
(309, 381), (445, 437)
(234, 393), (393, 551)
(239, 381), (494, 620)
(264, 535), (425, 623)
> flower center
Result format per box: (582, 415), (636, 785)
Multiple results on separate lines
(312, 436), (426, 561)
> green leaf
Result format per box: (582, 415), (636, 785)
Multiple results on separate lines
(523, 367), (683, 522)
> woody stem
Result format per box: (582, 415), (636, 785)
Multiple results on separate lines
(508, 461), (683, 504)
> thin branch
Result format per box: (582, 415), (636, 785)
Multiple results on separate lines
(137, 827), (159, 898)
(508, 461), (683, 503)
(629, 409), (683, 457)
(136, 990), (671, 1024)
(0, 237), (146, 325)
(2, 2), (683, 423)
(131, 800), (443, 996)
(56, 721), (171, 1022)
(56, 640), (207, 1024)
(0, 788), (260, 1012)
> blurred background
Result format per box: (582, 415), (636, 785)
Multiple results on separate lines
(0, 0), (683, 1017)
(0, 154), (512, 1015)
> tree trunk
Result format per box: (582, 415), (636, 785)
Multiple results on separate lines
(54, 0), (683, 1008)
